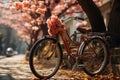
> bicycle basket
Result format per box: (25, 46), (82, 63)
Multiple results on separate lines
(46, 15), (65, 36)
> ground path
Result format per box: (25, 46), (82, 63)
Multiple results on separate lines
(0, 54), (119, 80)
(0, 54), (90, 80)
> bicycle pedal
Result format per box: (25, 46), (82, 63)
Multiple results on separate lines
(78, 64), (85, 67)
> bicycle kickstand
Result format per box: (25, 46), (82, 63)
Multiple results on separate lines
(72, 57), (85, 71)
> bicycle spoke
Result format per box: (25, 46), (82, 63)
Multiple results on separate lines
(80, 38), (108, 76)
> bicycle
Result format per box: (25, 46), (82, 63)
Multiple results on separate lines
(29, 15), (109, 79)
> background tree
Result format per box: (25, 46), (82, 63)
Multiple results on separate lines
(0, 0), (26, 54)
(10, 0), (103, 50)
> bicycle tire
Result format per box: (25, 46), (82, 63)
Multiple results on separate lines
(29, 36), (63, 79)
(79, 37), (108, 76)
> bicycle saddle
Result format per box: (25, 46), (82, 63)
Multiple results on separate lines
(77, 27), (91, 33)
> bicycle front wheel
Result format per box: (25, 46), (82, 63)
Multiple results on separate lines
(29, 37), (63, 79)
(79, 37), (108, 76)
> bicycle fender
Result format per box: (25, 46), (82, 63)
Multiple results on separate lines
(42, 35), (57, 41)
(90, 36), (103, 40)
(78, 41), (86, 55)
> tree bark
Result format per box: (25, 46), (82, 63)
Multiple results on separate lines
(41, 23), (48, 36)
(108, 0), (120, 41)
(107, 0), (120, 75)
(42, 8), (51, 36)
(77, 0), (106, 32)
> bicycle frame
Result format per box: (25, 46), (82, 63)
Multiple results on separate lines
(61, 29), (109, 59)
(46, 15), (107, 61)
(55, 29), (86, 61)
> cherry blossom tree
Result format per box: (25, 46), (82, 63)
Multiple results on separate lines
(0, 0), (103, 57)
(10, 0), (103, 48)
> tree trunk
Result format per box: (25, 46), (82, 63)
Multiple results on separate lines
(41, 8), (51, 36)
(41, 23), (48, 36)
(107, 0), (120, 75)
(77, 0), (106, 32)
(108, 0), (120, 42)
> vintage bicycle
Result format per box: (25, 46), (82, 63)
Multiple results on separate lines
(29, 15), (109, 79)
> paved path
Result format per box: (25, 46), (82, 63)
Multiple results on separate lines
(0, 54), (35, 80)
(0, 55), (5, 59)
(1, 54), (119, 80)
(0, 54), (88, 80)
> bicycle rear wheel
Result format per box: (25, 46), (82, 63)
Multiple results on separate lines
(29, 37), (63, 79)
(79, 37), (108, 76)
